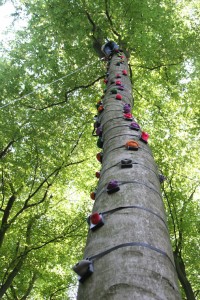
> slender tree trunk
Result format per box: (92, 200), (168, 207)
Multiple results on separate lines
(174, 249), (196, 300)
(77, 51), (181, 299)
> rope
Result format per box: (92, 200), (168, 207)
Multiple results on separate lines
(95, 180), (162, 201)
(0, 60), (100, 110)
(87, 242), (175, 268)
(99, 160), (158, 178)
(101, 205), (167, 228)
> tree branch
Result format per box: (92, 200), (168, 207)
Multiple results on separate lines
(0, 194), (16, 248)
(6, 158), (85, 228)
(24, 166), (62, 204)
(49, 284), (77, 300)
(0, 140), (16, 159)
(128, 63), (133, 84)
(85, 10), (107, 57)
(26, 75), (104, 110)
(12, 217), (86, 263)
(0, 167), (6, 211)
(20, 273), (37, 300)
(28, 141), (40, 197)
(173, 249), (196, 300)
(9, 285), (18, 300)
(133, 87), (172, 128)
(65, 75), (104, 101)
(104, 0), (121, 39)
(0, 219), (33, 298)
(177, 184), (199, 253)
(130, 61), (182, 71)
(85, 10), (96, 33)
(162, 186), (179, 249)
(168, 177), (180, 233)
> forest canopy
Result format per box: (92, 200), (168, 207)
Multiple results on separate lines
(0, 0), (199, 299)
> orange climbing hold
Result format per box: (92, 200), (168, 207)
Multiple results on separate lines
(125, 140), (139, 150)
(90, 192), (96, 200)
(98, 105), (104, 113)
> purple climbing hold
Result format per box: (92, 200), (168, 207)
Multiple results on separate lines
(118, 85), (124, 91)
(96, 126), (103, 137)
(123, 103), (131, 113)
(107, 180), (120, 194)
(129, 122), (140, 131)
(159, 174), (166, 183)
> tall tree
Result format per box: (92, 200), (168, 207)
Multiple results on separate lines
(75, 45), (181, 299)
(0, 0), (199, 298)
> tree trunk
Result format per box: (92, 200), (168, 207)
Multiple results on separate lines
(174, 249), (196, 300)
(77, 51), (181, 300)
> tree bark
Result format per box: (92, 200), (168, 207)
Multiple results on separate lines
(0, 256), (26, 298)
(0, 195), (16, 248)
(174, 249), (196, 300)
(77, 52), (181, 299)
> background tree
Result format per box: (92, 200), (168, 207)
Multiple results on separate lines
(0, 0), (199, 299)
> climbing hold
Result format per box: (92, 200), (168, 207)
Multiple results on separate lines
(96, 100), (102, 110)
(107, 180), (120, 194)
(93, 115), (100, 129)
(140, 132), (149, 143)
(116, 73), (121, 78)
(73, 259), (93, 283)
(121, 159), (133, 168)
(104, 78), (108, 84)
(116, 94), (122, 100)
(110, 88), (118, 94)
(123, 113), (133, 121)
(90, 191), (96, 200)
(96, 126), (103, 137)
(87, 212), (104, 231)
(125, 140), (139, 150)
(95, 171), (101, 178)
(97, 137), (103, 148)
(96, 152), (103, 163)
(129, 121), (140, 131)
(122, 70), (127, 75)
(116, 62), (121, 66)
(98, 105), (104, 113)
(116, 80), (122, 85)
(159, 174), (166, 183)
(123, 103), (131, 113)
(118, 85), (124, 91)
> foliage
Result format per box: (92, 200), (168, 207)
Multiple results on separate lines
(0, 0), (199, 298)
